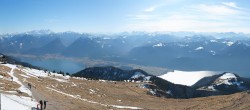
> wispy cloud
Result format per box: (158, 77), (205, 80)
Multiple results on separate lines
(222, 2), (241, 9)
(144, 6), (157, 12)
(196, 4), (239, 16)
(125, 2), (250, 33)
(128, 14), (156, 20)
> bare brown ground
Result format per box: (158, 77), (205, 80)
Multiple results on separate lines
(2, 64), (250, 110)
(0, 65), (31, 97)
(25, 76), (250, 110)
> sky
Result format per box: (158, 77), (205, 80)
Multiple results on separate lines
(0, 0), (250, 34)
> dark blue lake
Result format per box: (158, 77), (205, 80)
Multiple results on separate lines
(20, 58), (85, 74)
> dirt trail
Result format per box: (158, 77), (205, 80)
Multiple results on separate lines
(11, 68), (60, 110)
(30, 87), (59, 110)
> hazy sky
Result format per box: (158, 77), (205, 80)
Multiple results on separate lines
(0, 0), (250, 33)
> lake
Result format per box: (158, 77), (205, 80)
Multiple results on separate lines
(20, 58), (85, 74)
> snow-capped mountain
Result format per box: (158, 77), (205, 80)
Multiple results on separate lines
(193, 72), (250, 94)
(24, 29), (54, 35)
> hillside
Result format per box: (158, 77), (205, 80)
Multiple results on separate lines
(1, 62), (250, 109)
(73, 66), (250, 99)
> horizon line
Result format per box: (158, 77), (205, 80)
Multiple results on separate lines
(1, 29), (250, 35)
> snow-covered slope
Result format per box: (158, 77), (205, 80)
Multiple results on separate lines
(1, 94), (37, 110)
(218, 73), (239, 85)
(201, 72), (248, 92)
(3, 64), (32, 96)
(0, 63), (71, 110)
(158, 70), (219, 86)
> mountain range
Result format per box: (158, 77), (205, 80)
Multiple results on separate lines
(1, 30), (250, 76)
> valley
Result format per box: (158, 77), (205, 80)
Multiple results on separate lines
(7, 53), (171, 76)
(1, 31), (250, 77)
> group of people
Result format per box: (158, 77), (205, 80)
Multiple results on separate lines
(39, 100), (48, 110)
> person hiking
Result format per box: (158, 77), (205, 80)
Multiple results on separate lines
(28, 83), (31, 89)
(44, 100), (48, 109)
(39, 100), (43, 110)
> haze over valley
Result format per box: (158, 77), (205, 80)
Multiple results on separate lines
(1, 31), (250, 77)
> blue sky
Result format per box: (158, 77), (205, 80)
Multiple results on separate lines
(0, 0), (250, 33)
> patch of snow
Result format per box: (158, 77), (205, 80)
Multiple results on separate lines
(219, 73), (237, 80)
(210, 50), (216, 55)
(2, 64), (32, 96)
(19, 43), (23, 49)
(195, 46), (204, 51)
(153, 43), (164, 47)
(159, 70), (219, 86)
(111, 105), (142, 109)
(210, 40), (218, 42)
(21, 67), (48, 77)
(215, 73), (240, 86)
(103, 37), (111, 40)
(223, 41), (234, 46)
(207, 85), (216, 91)
(166, 90), (172, 96)
(149, 89), (156, 95)
(1, 94), (37, 110)
(5, 91), (18, 94)
(65, 75), (71, 79)
(178, 44), (189, 47)
(71, 82), (77, 87)
(99, 79), (106, 82)
(131, 72), (145, 79)
(19, 74), (30, 78)
(89, 89), (95, 94)
(143, 76), (151, 81)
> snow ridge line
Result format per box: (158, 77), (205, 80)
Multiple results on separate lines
(46, 87), (143, 109)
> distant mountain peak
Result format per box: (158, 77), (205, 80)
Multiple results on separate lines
(219, 72), (237, 79)
(25, 29), (54, 35)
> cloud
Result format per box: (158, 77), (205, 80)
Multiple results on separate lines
(124, 2), (250, 33)
(128, 14), (155, 20)
(222, 2), (241, 9)
(144, 6), (157, 12)
(125, 14), (236, 32)
(196, 4), (239, 16)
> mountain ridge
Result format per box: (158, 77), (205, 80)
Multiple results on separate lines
(73, 66), (250, 99)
